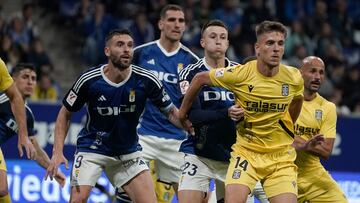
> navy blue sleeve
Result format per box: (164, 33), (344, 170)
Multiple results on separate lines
(26, 107), (36, 136)
(145, 74), (173, 113)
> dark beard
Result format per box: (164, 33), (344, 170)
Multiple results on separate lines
(110, 55), (130, 70)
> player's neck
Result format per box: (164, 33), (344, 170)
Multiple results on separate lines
(304, 90), (317, 101)
(104, 64), (130, 83)
(159, 37), (180, 52)
(257, 61), (279, 77)
(204, 56), (225, 69)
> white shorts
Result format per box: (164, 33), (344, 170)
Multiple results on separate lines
(178, 154), (228, 199)
(178, 154), (265, 202)
(138, 135), (184, 183)
(71, 151), (149, 188)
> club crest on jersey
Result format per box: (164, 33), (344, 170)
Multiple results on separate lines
(232, 169), (241, 179)
(180, 80), (190, 95)
(129, 89), (136, 102)
(215, 68), (225, 78)
(315, 109), (322, 120)
(66, 90), (77, 106)
(177, 63), (184, 73)
(281, 84), (289, 96)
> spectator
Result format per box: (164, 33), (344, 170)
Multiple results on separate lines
(31, 73), (59, 102)
(27, 38), (52, 76)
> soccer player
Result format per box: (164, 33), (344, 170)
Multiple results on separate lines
(131, 4), (199, 202)
(177, 19), (265, 203)
(292, 56), (348, 203)
(0, 63), (65, 203)
(0, 59), (35, 161)
(45, 29), (191, 203)
(179, 20), (304, 203)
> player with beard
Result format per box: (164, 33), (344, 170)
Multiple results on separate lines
(45, 29), (192, 203)
(292, 56), (348, 203)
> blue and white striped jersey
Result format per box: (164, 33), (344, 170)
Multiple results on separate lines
(62, 64), (173, 156)
(178, 58), (239, 162)
(0, 94), (36, 145)
(133, 40), (199, 140)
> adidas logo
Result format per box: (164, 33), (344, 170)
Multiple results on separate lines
(139, 160), (146, 165)
(147, 59), (155, 65)
(98, 95), (106, 101)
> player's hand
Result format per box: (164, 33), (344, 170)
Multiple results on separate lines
(178, 109), (194, 135)
(18, 135), (36, 160)
(228, 104), (244, 121)
(303, 134), (325, 151)
(45, 152), (69, 182)
(54, 169), (66, 188)
(183, 118), (194, 136)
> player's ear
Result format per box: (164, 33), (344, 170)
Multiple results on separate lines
(104, 47), (110, 57)
(254, 43), (260, 56)
(200, 38), (205, 48)
(158, 19), (163, 30)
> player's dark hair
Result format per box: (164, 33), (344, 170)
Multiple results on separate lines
(11, 63), (36, 76)
(201, 19), (228, 37)
(105, 29), (133, 44)
(255, 21), (287, 40)
(160, 4), (183, 19)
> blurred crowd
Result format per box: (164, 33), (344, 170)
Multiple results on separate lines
(3, 0), (360, 115)
(0, 2), (60, 102)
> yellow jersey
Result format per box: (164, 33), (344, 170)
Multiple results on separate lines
(0, 58), (13, 91)
(209, 60), (303, 153)
(295, 93), (337, 172)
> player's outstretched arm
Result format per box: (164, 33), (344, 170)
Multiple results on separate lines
(45, 106), (71, 181)
(29, 136), (66, 187)
(179, 71), (212, 124)
(5, 83), (36, 159)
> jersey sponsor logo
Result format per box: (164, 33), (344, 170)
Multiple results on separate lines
(179, 80), (190, 95)
(66, 90), (78, 106)
(294, 124), (320, 136)
(98, 95), (106, 101)
(97, 105), (136, 115)
(282, 84), (289, 96)
(244, 101), (288, 112)
(214, 68), (224, 78)
(315, 109), (322, 120)
(147, 59), (155, 65)
(150, 70), (177, 84)
(129, 90), (136, 102)
(248, 84), (254, 92)
(203, 91), (234, 101)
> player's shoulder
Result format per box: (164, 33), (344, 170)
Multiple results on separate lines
(131, 65), (162, 87)
(0, 93), (9, 104)
(72, 65), (103, 93)
(280, 64), (303, 82)
(316, 93), (336, 110)
(179, 59), (204, 80)
(133, 41), (157, 53)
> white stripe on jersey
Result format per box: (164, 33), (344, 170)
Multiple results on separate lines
(179, 58), (238, 81)
(133, 41), (157, 51)
(73, 68), (102, 93)
(132, 65), (162, 88)
(179, 59), (203, 80)
(0, 94), (9, 104)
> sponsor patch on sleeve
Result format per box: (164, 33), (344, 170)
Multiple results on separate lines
(179, 80), (190, 95)
(66, 90), (78, 106)
(215, 68), (225, 78)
